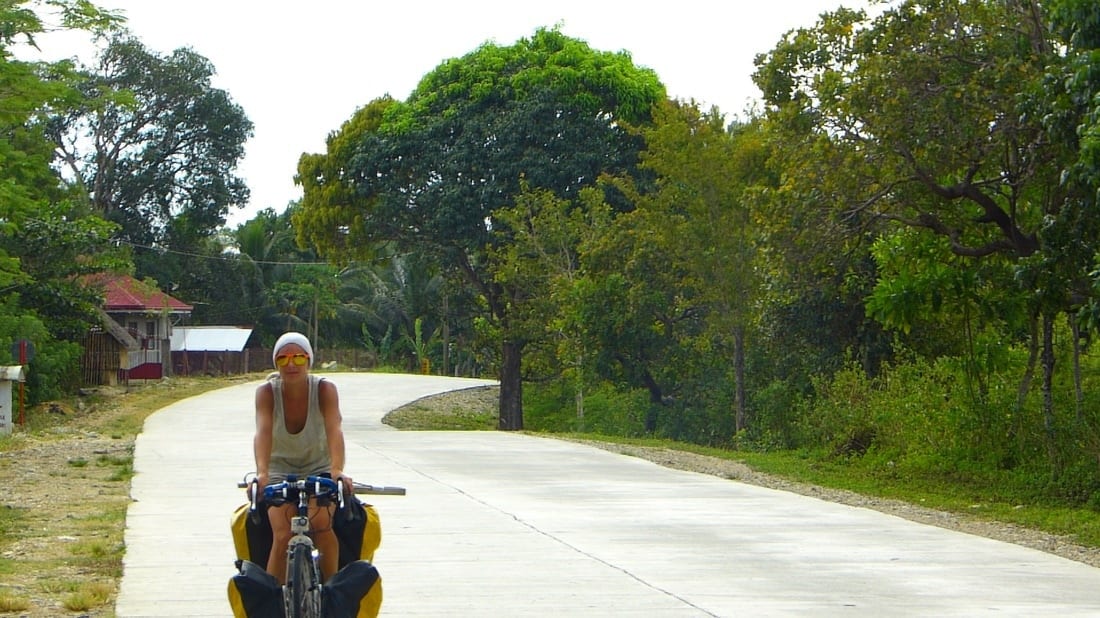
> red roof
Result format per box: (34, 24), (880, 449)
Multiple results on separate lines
(84, 273), (193, 313)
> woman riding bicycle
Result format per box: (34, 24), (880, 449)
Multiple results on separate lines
(253, 331), (352, 584)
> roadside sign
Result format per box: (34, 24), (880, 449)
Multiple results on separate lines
(0, 365), (26, 435)
(11, 339), (34, 364)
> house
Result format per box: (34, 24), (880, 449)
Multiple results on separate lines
(82, 273), (193, 383)
(170, 326), (255, 376)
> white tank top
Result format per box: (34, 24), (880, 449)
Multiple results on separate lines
(268, 374), (331, 482)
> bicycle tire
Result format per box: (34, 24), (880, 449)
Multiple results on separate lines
(285, 543), (322, 618)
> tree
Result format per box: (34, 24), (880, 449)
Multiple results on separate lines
(0, 0), (128, 402)
(752, 0), (1100, 474)
(488, 185), (612, 419)
(49, 36), (253, 285)
(1043, 0), (1100, 324)
(296, 28), (665, 429)
(626, 101), (769, 434)
(754, 0), (1061, 261)
(573, 202), (703, 421)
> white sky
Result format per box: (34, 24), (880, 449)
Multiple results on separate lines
(38, 1), (865, 228)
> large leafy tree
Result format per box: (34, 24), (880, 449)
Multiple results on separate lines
(627, 101), (770, 434)
(49, 36), (253, 286)
(754, 1), (1056, 263)
(1, 0), (128, 401)
(1045, 0), (1100, 322)
(753, 0), (1093, 472)
(296, 28), (665, 429)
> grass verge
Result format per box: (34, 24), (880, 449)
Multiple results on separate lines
(0, 374), (264, 616)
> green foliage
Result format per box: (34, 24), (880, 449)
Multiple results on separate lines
(296, 27), (666, 428)
(0, 295), (82, 404)
(51, 35), (253, 287)
(0, 3), (130, 405)
(791, 328), (1100, 508)
(801, 355), (1012, 470)
(398, 27), (664, 129)
(297, 27), (663, 264)
(753, 0), (1060, 319)
(9, 204), (127, 341)
(521, 381), (652, 436)
(743, 379), (808, 450)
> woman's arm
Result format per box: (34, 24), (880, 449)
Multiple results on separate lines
(253, 382), (275, 488)
(319, 380), (350, 489)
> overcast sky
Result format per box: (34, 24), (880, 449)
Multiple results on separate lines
(45, 1), (865, 227)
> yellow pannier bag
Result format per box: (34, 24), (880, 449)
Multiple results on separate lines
(227, 497), (384, 617)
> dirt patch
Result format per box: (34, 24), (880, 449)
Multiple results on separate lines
(0, 413), (132, 615)
(0, 378), (248, 616)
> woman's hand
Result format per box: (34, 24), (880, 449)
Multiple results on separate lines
(249, 472), (269, 502)
(333, 470), (353, 496)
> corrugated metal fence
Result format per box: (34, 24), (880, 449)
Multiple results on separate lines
(173, 348), (381, 376)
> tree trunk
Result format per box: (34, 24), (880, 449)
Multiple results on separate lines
(640, 370), (663, 432)
(1070, 313), (1083, 422)
(1041, 312), (1058, 479)
(442, 295), (450, 376)
(733, 324), (746, 434)
(1013, 311), (1039, 445)
(498, 341), (524, 431)
(312, 296), (320, 359)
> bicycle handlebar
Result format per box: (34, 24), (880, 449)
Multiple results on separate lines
(236, 473), (407, 500)
(264, 475), (340, 502)
(350, 482), (407, 496)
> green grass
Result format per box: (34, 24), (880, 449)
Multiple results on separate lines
(98, 452), (134, 482)
(0, 558), (18, 576)
(0, 505), (23, 540)
(386, 402), (497, 430)
(69, 538), (124, 576)
(0, 591), (30, 612)
(67, 505), (127, 534)
(61, 581), (113, 612)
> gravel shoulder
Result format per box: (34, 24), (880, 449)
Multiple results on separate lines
(0, 399), (134, 616)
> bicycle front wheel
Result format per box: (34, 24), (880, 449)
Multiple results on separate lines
(285, 543), (322, 618)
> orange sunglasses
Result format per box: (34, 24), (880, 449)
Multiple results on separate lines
(275, 353), (309, 367)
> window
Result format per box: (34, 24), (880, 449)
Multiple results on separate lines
(145, 322), (158, 350)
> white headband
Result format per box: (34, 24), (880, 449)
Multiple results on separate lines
(272, 332), (314, 368)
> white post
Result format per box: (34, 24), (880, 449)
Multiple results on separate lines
(0, 366), (26, 435)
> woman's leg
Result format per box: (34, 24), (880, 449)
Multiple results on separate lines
(309, 502), (339, 581)
(267, 503), (294, 584)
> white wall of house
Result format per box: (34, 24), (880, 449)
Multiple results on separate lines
(115, 313), (178, 371)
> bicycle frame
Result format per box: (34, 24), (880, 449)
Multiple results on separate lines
(261, 475), (340, 618)
(236, 473), (406, 618)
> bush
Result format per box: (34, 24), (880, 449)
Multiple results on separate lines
(746, 379), (808, 449)
(0, 298), (84, 405)
(523, 381), (651, 436)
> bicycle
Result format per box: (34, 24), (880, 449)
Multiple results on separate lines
(232, 474), (406, 618)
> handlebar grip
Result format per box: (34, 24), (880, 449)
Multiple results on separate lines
(352, 483), (407, 496)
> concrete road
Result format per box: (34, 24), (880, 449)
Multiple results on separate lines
(116, 374), (1100, 617)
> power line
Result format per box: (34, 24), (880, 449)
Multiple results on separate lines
(122, 240), (333, 266)
(21, 214), (409, 266)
